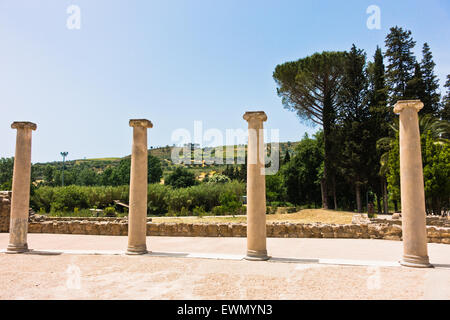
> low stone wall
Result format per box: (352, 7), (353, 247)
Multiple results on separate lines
(0, 191), (12, 233)
(370, 217), (450, 227)
(25, 220), (450, 244)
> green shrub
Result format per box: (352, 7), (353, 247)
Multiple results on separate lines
(193, 206), (206, 217)
(147, 184), (170, 215)
(30, 181), (246, 217)
(165, 167), (197, 188)
(206, 174), (231, 184)
(104, 206), (116, 217)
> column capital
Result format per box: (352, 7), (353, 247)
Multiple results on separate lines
(393, 100), (423, 114)
(11, 122), (37, 131)
(243, 111), (267, 122)
(129, 119), (153, 128)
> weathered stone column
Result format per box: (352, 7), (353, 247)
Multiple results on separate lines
(7, 122), (37, 253)
(394, 100), (432, 268)
(243, 111), (269, 261)
(127, 119), (153, 255)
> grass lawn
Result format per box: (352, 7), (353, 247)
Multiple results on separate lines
(151, 209), (355, 225)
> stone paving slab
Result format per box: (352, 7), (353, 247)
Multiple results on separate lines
(1, 233), (449, 264)
(1, 234), (450, 299)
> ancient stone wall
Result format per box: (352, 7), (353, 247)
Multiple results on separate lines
(0, 191), (12, 232)
(25, 219), (450, 244)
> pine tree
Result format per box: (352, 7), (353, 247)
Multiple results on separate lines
(274, 51), (346, 209)
(409, 62), (427, 103)
(441, 75), (450, 121)
(367, 46), (390, 214)
(385, 26), (417, 105)
(337, 45), (370, 213)
(420, 43), (441, 116)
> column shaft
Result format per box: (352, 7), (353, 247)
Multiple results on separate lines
(244, 112), (269, 261)
(394, 100), (432, 268)
(7, 122), (36, 253)
(127, 119), (152, 255)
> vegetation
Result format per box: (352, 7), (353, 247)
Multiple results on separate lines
(273, 26), (449, 215)
(30, 181), (245, 217)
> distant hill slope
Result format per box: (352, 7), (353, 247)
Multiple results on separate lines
(33, 141), (300, 171)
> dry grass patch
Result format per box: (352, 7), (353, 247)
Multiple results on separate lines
(152, 209), (354, 225)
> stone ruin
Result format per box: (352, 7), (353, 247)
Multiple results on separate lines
(1, 101), (448, 268)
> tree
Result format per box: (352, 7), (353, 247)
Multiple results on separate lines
(441, 75), (450, 122)
(409, 62), (427, 105)
(283, 149), (291, 164)
(274, 51), (346, 209)
(43, 165), (55, 186)
(165, 167), (197, 188)
(420, 43), (441, 116)
(266, 173), (287, 203)
(367, 46), (390, 214)
(385, 26), (417, 105)
(0, 157), (14, 190)
(282, 132), (324, 207)
(380, 114), (450, 212)
(148, 154), (163, 184)
(423, 131), (450, 215)
(337, 45), (371, 213)
(76, 168), (98, 186)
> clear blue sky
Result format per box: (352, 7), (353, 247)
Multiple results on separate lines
(1, 0), (449, 163)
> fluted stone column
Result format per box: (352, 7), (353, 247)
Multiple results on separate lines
(243, 111), (269, 261)
(7, 121), (37, 253)
(394, 100), (432, 268)
(127, 119), (153, 255)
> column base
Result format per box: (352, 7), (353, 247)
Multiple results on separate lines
(400, 254), (433, 268)
(6, 243), (29, 254)
(245, 250), (270, 261)
(126, 246), (148, 255)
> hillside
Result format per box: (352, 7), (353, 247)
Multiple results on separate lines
(31, 141), (300, 180)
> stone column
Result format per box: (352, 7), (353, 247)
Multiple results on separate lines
(394, 100), (432, 268)
(243, 111), (269, 261)
(7, 122), (37, 253)
(127, 119), (153, 255)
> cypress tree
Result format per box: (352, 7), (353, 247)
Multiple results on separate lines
(420, 43), (441, 116)
(442, 75), (450, 121)
(384, 26), (417, 105)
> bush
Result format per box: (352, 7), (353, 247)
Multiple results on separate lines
(206, 174), (231, 184)
(147, 184), (170, 215)
(104, 206), (116, 217)
(31, 185), (129, 212)
(31, 181), (246, 217)
(165, 167), (197, 188)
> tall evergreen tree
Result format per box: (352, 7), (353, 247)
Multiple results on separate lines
(441, 75), (450, 122)
(409, 62), (427, 103)
(337, 45), (370, 213)
(367, 46), (390, 214)
(274, 51), (346, 209)
(385, 26), (417, 105)
(420, 43), (441, 116)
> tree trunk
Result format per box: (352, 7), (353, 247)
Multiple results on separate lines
(376, 194), (382, 214)
(320, 178), (328, 210)
(355, 184), (362, 213)
(382, 178), (388, 214)
(332, 176), (337, 210)
(393, 200), (398, 212)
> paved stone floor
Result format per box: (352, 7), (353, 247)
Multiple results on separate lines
(1, 234), (449, 299)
